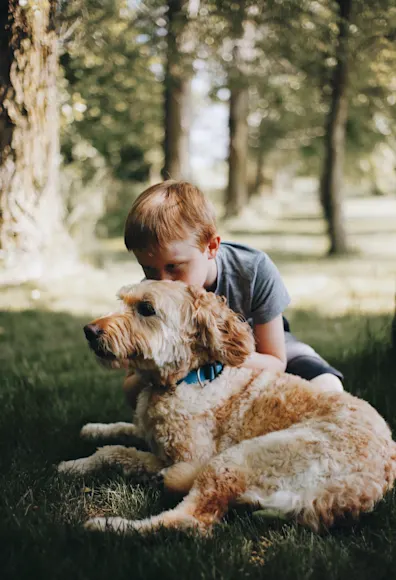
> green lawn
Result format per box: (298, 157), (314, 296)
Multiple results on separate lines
(1, 307), (396, 580)
(1, 192), (395, 578)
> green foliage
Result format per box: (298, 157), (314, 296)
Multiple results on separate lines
(250, 0), (396, 175)
(57, 0), (396, 204)
(198, 0), (396, 177)
(59, 0), (164, 183)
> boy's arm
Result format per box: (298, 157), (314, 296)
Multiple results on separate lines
(123, 371), (145, 409)
(242, 314), (287, 372)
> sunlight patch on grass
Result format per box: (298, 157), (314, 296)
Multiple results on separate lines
(0, 194), (394, 317)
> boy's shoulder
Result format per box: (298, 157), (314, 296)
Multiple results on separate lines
(217, 241), (273, 281)
(215, 241), (290, 323)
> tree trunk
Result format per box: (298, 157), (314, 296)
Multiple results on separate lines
(252, 147), (265, 197)
(225, 0), (250, 218)
(392, 290), (396, 351)
(161, 0), (191, 181)
(226, 83), (249, 216)
(252, 147), (274, 198)
(392, 317), (396, 351)
(320, 0), (351, 255)
(0, 0), (75, 285)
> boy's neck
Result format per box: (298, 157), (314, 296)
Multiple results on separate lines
(204, 257), (218, 291)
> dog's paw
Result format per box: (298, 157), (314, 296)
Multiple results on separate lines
(252, 508), (288, 521)
(80, 423), (108, 440)
(151, 469), (165, 487)
(84, 517), (107, 532)
(57, 458), (90, 474)
(84, 517), (128, 534)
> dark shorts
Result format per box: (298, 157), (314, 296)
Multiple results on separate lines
(283, 317), (343, 381)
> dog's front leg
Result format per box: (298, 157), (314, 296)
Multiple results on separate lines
(58, 446), (165, 476)
(80, 422), (145, 446)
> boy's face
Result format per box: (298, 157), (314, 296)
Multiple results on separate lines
(133, 234), (220, 289)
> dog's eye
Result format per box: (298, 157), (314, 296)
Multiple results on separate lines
(137, 301), (156, 317)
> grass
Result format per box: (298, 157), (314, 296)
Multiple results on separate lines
(1, 191), (395, 578)
(1, 307), (396, 580)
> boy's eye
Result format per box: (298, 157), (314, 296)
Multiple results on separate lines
(166, 263), (183, 272)
(137, 301), (156, 317)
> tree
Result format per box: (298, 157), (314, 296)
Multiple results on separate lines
(161, 0), (193, 180)
(226, 12), (250, 216)
(59, 0), (163, 183)
(205, 0), (257, 216)
(61, 0), (196, 184)
(320, 0), (351, 255)
(0, 0), (75, 285)
(393, 294), (396, 351)
(247, 0), (396, 253)
(320, 0), (396, 254)
(207, 0), (327, 215)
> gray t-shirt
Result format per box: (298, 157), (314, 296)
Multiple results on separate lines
(211, 242), (291, 327)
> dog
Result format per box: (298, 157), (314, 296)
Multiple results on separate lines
(58, 280), (396, 535)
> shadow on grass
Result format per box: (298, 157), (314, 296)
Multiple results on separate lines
(0, 307), (395, 580)
(227, 228), (396, 238)
(228, 228), (326, 238)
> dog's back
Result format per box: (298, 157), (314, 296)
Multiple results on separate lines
(136, 368), (396, 489)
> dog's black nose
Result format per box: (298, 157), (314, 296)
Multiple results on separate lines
(84, 324), (104, 342)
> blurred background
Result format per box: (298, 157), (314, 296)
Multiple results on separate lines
(0, 0), (395, 324)
(2, 4), (396, 572)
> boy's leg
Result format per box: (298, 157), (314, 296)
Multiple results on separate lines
(310, 373), (343, 393)
(285, 332), (344, 393)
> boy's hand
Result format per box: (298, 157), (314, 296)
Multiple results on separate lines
(243, 315), (286, 372)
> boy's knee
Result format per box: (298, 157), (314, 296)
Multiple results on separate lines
(310, 373), (344, 393)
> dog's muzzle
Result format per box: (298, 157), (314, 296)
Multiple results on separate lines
(83, 324), (116, 360)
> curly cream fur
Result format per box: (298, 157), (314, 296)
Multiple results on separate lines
(60, 280), (396, 535)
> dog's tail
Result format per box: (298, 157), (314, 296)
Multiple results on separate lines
(162, 462), (203, 494)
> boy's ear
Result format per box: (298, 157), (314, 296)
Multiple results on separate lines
(207, 235), (220, 259)
(187, 286), (255, 367)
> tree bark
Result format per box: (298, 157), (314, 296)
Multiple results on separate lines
(320, 0), (351, 255)
(252, 147), (265, 197)
(392, 290), (396, 351)
(226, 82), (249, 215)
(251, 147), (275, 198)
(0, 0), (75, 285)
(161, 0), (191, 181)
(392, 316), (396, 351)
(225, 0), (249, 218)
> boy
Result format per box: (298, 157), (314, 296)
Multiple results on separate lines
(123, 180), (343, 403)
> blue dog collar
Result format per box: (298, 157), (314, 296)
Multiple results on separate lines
(177, 362), (224, 386)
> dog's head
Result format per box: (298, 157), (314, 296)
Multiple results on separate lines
(83, 280), (255, 385)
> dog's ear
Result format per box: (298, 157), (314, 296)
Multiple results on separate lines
(117, 284), (140, 303)
(187, 286), (255, 367)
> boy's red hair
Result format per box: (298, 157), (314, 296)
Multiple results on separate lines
(124, 180), (217, 251)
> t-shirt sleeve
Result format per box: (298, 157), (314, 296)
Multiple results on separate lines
(251, 253), (291, 325)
